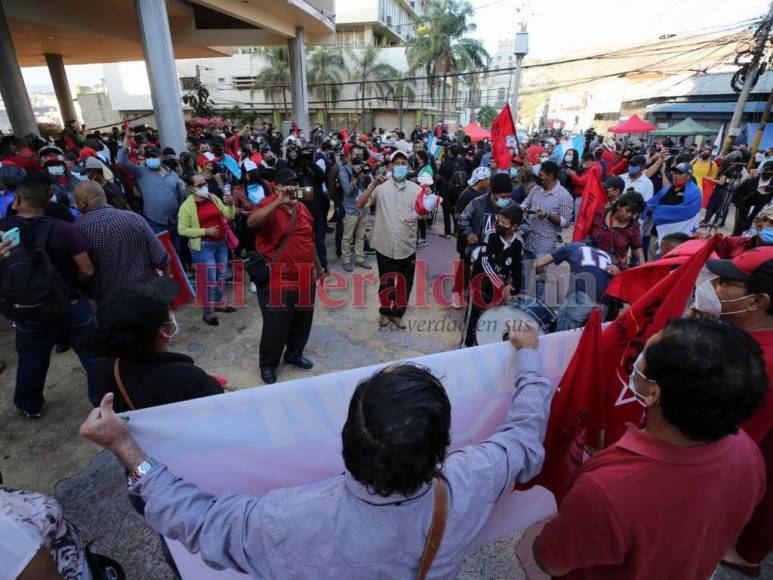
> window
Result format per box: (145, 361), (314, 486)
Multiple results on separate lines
(180, 77), (197, 91)
(232, 75), (258, 90)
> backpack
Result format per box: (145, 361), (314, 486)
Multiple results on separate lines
(0, 218), (71, 321)
(447, 168), (468, 203)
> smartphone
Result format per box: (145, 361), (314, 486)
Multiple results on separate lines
(2, 227), (20, 248)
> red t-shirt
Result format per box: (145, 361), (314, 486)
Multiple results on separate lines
(537, 426), (764, 580)
(196, 199), (223, 242)
(254, 196), (316, 295)
(744, 330), (773, 444)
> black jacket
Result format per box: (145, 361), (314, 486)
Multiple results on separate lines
(95, 351), (224, 412)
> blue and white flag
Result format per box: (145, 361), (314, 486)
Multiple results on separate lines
(221, 154), (242, 181)
(648, 180), (702, 242)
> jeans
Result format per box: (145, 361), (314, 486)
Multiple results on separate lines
(146, 217), (180, 256)
(334, 201), (345, 256)
(313, 207), (328, 270)
(556, 291), (605, 331)
(703, 185), (728, 226)
(522, 249), (547, 300)
(15, 296), (97, 414)
(190, 240), (228, 315)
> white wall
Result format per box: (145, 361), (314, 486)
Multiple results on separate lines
(335, 0), (379, 24)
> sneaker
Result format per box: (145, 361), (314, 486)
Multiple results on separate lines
(22, 410), (41, 419)
(250, 282), (257, 294)
(389, 316), (407, 329)
(356, 261), (372, 270)
(343, 262), (354, 272)
(452, 291), (466, 309)
(417, 239), (428, 248)
(379, 314), (390, 328)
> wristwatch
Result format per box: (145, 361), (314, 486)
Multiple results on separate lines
(127, 459), (154, 486)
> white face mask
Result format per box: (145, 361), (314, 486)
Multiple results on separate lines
(693, 279), (756, 317)
(628, 352), (653, 406)
(47, 165), (65, 176)
(161, 313), (179, 340)
(194, 186), (209, 198)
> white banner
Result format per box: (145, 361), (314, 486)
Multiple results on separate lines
(127, 329), (584, 578)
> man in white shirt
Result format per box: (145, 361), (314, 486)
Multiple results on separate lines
(621, 155), (654, 202)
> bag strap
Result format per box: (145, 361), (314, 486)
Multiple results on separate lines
(113, 358), (136, 411)
(270, 206), (297, 266)
(417, 477), (449, 580)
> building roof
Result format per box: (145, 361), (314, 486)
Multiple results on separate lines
(648, 101), (768, 114)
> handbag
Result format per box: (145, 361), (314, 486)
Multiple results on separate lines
(244, 206), (297, 287)
(417, 477), (449, 580)
(220, 213), (240, 250)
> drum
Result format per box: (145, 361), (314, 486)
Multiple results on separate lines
(475, 298), (557, 345)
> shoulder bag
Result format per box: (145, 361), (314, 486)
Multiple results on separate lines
(417, 477), (449, 580)
(113, 358), (136, 411)
(244, 206), (297, 287)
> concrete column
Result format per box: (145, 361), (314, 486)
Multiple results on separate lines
(287, 27), (309, 136)
(0, 1), (38, 137)
(44, 54), (78, 126)
(134, 0), (187, 153)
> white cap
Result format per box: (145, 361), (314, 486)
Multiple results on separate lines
(390, 150), (409, 162)
(467, 166), (491, 186)
(243, 159), (258, 172)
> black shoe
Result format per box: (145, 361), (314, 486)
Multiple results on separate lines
(261, 368), (277, 384)
(285, 356), (314, 370)
(55, 343), (70, 354)
(203, 314), (220, 326)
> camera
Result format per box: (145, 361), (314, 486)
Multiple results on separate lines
(289, 186), (314, 200)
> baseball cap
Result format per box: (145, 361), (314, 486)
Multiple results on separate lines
(242, 159), (258, 172)
(144, 146), (161, 158)
(79, 156), (105, 173)
(672, 162), (693, 174)
(467, 166), (491, 186)
(0, 164), (27, 187)
(707, 246), (773, 288)
(629, 155), (646, 167)
(98, 276), (179, 331)
(78, 147), (97, 161)
(604, 176), (625, 191)
(261, 144), (272, 154)
(274, 168), (299, 185)
(390, 150), (408, 162)
(491, 173), (512, 194)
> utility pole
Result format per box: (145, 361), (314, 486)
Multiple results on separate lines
(748, 89), (773, 170)
(722, 1), (773, 155)
(510, 0), (529, 131)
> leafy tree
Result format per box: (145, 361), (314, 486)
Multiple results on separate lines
(252, 47), (291, 118)
(476, 105), (497, 128)
(349, 46), (398, 122)
(182, 85), (215, 118)
(385, 72), (417, 131)
(307, 48), (348, 129)
(406, 0), (489, 127)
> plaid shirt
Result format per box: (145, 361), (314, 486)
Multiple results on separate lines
(77, 205), (170, 298)
(589, 207), (642, 267)
(521, 182), (574, 255)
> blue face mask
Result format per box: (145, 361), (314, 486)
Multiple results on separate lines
(495, 196), (510, 208)
(393, 165), (408, 181)
(628, 165), (641, 176)
(760, 226), (773, 245)
(145, 158), (162, 170)
(247, 183), (265, 205)
(509, 167), (518, 177)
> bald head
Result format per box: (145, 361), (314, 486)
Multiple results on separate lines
(74, 180), (107, 210)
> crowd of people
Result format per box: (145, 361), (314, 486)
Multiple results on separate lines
(0, 118), (772, 578)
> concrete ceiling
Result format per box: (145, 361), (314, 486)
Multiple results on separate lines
(5, 0), (335, 67)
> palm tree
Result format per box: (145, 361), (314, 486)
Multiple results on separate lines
(252, 47), (291, 119)
(349, 46), (399, 123)
(406, 0), (489, 128)
(385, 73), (417, 131)
(307, 48), (349, 129)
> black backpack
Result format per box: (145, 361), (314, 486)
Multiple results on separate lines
(447, 169), (469, 203)
(0, 218), (71, 321)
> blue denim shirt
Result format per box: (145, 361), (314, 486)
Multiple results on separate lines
(130, 349), (553, 579)
(338, 161), (370, 217)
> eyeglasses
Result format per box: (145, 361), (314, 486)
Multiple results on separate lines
(193, 181), (206, 187)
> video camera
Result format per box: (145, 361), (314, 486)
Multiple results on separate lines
(287, 186), (314, 201)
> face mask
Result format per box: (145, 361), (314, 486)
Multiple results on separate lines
(75, 173), (89, 181)
(672, 175), (688, 187)
(694, 279), (757, 317)
(47, 165), (65, 176)
(628, 352), (651, 406)
(495, 196), (510, 208)
(161, 313), (179, 340)
(509, 167), (518, 177)
(194, 186), (209, 198)
(393, 165), (408, 181)
(628, 165), (641, 176)
(564, 154), (574, 163)
(495, 224), (511, 237)
(145, 158), (162, 169)
(760, 226), (773, 244)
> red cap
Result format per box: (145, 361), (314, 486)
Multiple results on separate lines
(78, 147), (97, 160)
(358, 133), (368, 142)
(707, 246), (773, 287)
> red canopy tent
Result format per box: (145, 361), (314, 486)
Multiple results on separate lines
(463, 122), (491, 143)
(608, 114), (656, 134)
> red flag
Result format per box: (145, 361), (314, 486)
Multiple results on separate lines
(572, 164), (606, 242)
(701, 178), (714, 209)
(518, 309), (605, 504)
(601, 235), (720, 445)
(490, 104), (517, 169)
(156, 231), (195, 309)
(605, 240), (718, 304)
(341, 127), (349, 142)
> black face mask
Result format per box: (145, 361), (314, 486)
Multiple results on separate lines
(701, 154), (710, 159)
(495, 224), (511, 237)
(351, 156), (363, 165)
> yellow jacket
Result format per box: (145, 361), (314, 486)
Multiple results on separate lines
(177, 193), (235, 251)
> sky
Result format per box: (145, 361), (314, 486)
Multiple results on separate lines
(19, 0), (771, 91)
